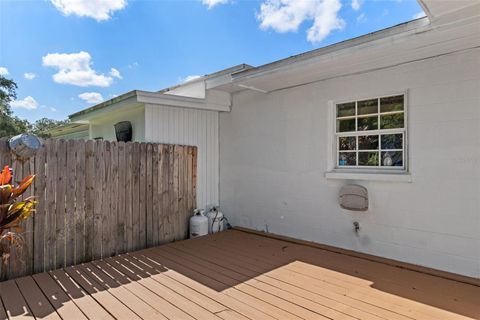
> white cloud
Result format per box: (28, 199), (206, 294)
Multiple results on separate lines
(109, 67), (122, 79)
(50, 107), (57, 112)
(24, 72), (36, 80)
(42, 51), (117, 87)
(128, 61), (139, 69)
(50, 0), (127, 21)
(356, 12), (366, 23)
(10, 96), (39, 110)
(78, 92), (104, 104)
(413, 11), (426, 19)
(351, 0), (361, 11)
(181, 75), (202, 83)
(201, 0), (230, 9)
(0, 67), (9, 76)
(257, 0), (345, 44)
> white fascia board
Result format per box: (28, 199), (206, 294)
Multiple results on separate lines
(136, 91), (230, 112)
(419, 0), (479, 22)
(164, 80), (206, 99)
(70, 95), (140, 122)
(417, 0), (433, 20)
(71, 120), (90, 124)
(206, 74), (233, 90)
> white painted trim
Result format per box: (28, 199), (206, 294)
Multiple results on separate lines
(325, 171), (413, 182)
(136, 91), (230, 112)
(237, 84), (268, 93)
(326, 100), (336, 172)
(417, 0), (433, 21)
(330, 91), (409, 172)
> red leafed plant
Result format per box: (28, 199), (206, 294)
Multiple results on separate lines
(0, 165), (36, 267)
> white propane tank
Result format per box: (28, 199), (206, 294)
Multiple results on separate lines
(189, 209), (208, 238)
(206, 207), (224, 234)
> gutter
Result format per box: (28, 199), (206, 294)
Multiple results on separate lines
(69, 90), (231, 121)
(69, 90), (138, 120)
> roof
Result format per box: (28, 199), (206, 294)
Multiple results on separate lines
(231, 1), (480, 84)
(68, 64), (252, 120)
(231, 17), (429, 82)
(158, 64), (253, 93)
(69, 89), (232, 121)
(66, 0), (478, 120)
(48, 122), (89, 136)
(69, 90), (138, 119)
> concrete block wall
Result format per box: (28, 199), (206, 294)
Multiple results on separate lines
(219, 48), (480, 277)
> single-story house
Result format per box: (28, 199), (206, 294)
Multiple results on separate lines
(53, 0), (480, 279)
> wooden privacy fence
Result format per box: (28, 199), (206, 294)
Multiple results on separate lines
(0, 138), (197, 281)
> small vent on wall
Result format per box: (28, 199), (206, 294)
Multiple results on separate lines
(339, 184), (368, 211)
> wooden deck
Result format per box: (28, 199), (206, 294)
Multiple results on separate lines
(1, 230), (478, 320)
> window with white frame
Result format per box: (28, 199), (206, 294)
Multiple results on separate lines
(335, 94), (406, 169)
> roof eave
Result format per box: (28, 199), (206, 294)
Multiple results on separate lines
(232, 17), (430, 82)
(69, 90), (232, 121)
(69, 90), (139, 120)
(159, 64), (254, 93)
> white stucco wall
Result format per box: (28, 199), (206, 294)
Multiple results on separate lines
(145, 104), (219, 209)
(219, 47), (480, 277)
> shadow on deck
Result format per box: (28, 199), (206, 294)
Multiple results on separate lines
(1, 229), (479, 320)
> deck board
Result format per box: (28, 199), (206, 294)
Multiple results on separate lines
(74, 262), (167, 320)
(0, 300), (7, 320)
(15, 277), (61, 320)
(0, 280), (34, 319)
(31, 272), (88, 320)
(48, 269), (114, 320)
(1, 230), (479, 320)
(64, 265), (141, 320)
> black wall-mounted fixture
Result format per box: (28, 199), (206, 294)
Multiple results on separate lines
(114, 121), (132, 142)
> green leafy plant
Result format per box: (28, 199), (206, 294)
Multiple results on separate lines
(0, 165), (35, 266)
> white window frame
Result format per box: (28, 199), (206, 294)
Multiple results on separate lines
(328, 91), (409, 174)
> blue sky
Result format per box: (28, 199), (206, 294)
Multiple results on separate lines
(0, 0), (424, 122)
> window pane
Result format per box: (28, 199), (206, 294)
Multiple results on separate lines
(381, 134), (403, 149)
(358, 99), (378, 115)
(381, 95), (404, 113)
(381, 151), (403, 167)
(358, 135), (379, 150)
(357, 116), (378, 131)
(337, 102), (355, 117)
(358, 152), (379, 166)
(339, 136), (356, 150)
(339, 152), (356, 166)
(380, 113), (404, 129)
(337, 118), (356, 132)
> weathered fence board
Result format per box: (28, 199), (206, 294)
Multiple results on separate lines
(0, 138), (197, 281)
(74, 140), (86, 265)
(33, 142), (46, 273)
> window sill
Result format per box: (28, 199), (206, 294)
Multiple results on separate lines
(325, 171), (412, 182)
